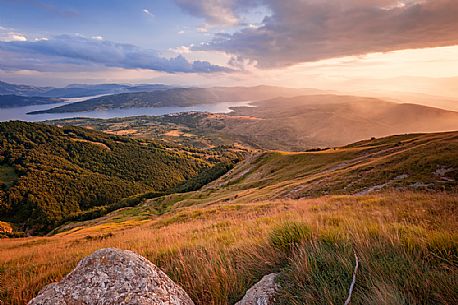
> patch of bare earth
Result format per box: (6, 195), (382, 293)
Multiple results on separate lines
(105, 129), (138, 136)
(71, 138), (111, 151)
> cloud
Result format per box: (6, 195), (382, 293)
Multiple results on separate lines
(0, 27), (28, 42)
(194, 0), (458, 68)
(196, 25), (209, 33)
(143, 9), (154, 17)
(170, 45), (192, 54)
(0, 35), (232, 73)
(175, 0), (260, 25)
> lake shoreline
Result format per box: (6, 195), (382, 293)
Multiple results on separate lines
(0, 101), (255, 122)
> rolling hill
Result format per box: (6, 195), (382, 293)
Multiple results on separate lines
(85, 130), (457, 221)
(0, 81), (52, 96)
(48, 94), (458, 151)
(1, 130), (456, 305)
(223, 95), (458, 149)
(0, 121), (238, 233)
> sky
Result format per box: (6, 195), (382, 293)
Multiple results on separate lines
(0, 0), (457, 97)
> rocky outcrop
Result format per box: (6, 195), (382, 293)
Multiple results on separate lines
(235, 273), (279, 305)
(28, 248), (194, 305)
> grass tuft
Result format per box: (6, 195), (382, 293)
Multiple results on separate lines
(269, 221), (312, 252)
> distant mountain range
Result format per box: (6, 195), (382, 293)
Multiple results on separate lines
(0, 81), (52, 96)
(0, 95), (63, 108)
(0, 80), (171, 99)
(27, 86), (330, 114)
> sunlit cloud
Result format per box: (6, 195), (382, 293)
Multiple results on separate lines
(0, 27), (28, 42)
(196, 0), (458, 68)
(175, 0), (251, 25)
(196, 25), (209, 33)
(0, 0), (456, 99)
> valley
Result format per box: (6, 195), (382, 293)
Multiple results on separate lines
(1, 83), (458, 305)
(0, 129), (456, 304)
(49, 94), (458, 150)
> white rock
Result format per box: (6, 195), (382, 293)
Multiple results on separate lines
(235, 273), (279, 305)
(28, 248), (194, 305)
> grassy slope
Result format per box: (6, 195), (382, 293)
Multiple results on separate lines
(0, 131), (457, 304)
(1, 193), (456, 305)
(121, 131), (456, 216)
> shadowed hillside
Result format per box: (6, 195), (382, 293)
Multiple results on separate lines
(0, 121), (238, 233)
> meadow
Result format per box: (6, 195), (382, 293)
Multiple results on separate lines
(1, 191), (456, 305)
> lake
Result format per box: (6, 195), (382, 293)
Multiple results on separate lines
(0, 100), (254, 122)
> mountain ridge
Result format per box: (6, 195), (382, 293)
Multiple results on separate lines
(0, 80), (171, 98)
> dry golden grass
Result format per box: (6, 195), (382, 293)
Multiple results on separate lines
(0, 191), (457, 304)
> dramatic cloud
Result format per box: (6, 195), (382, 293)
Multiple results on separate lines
(175, 0), (260, 25)
(0, 35), (231, 73)
(193, 0), (458, 68)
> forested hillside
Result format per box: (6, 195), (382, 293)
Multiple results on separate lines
(0, 121), (236, 233)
